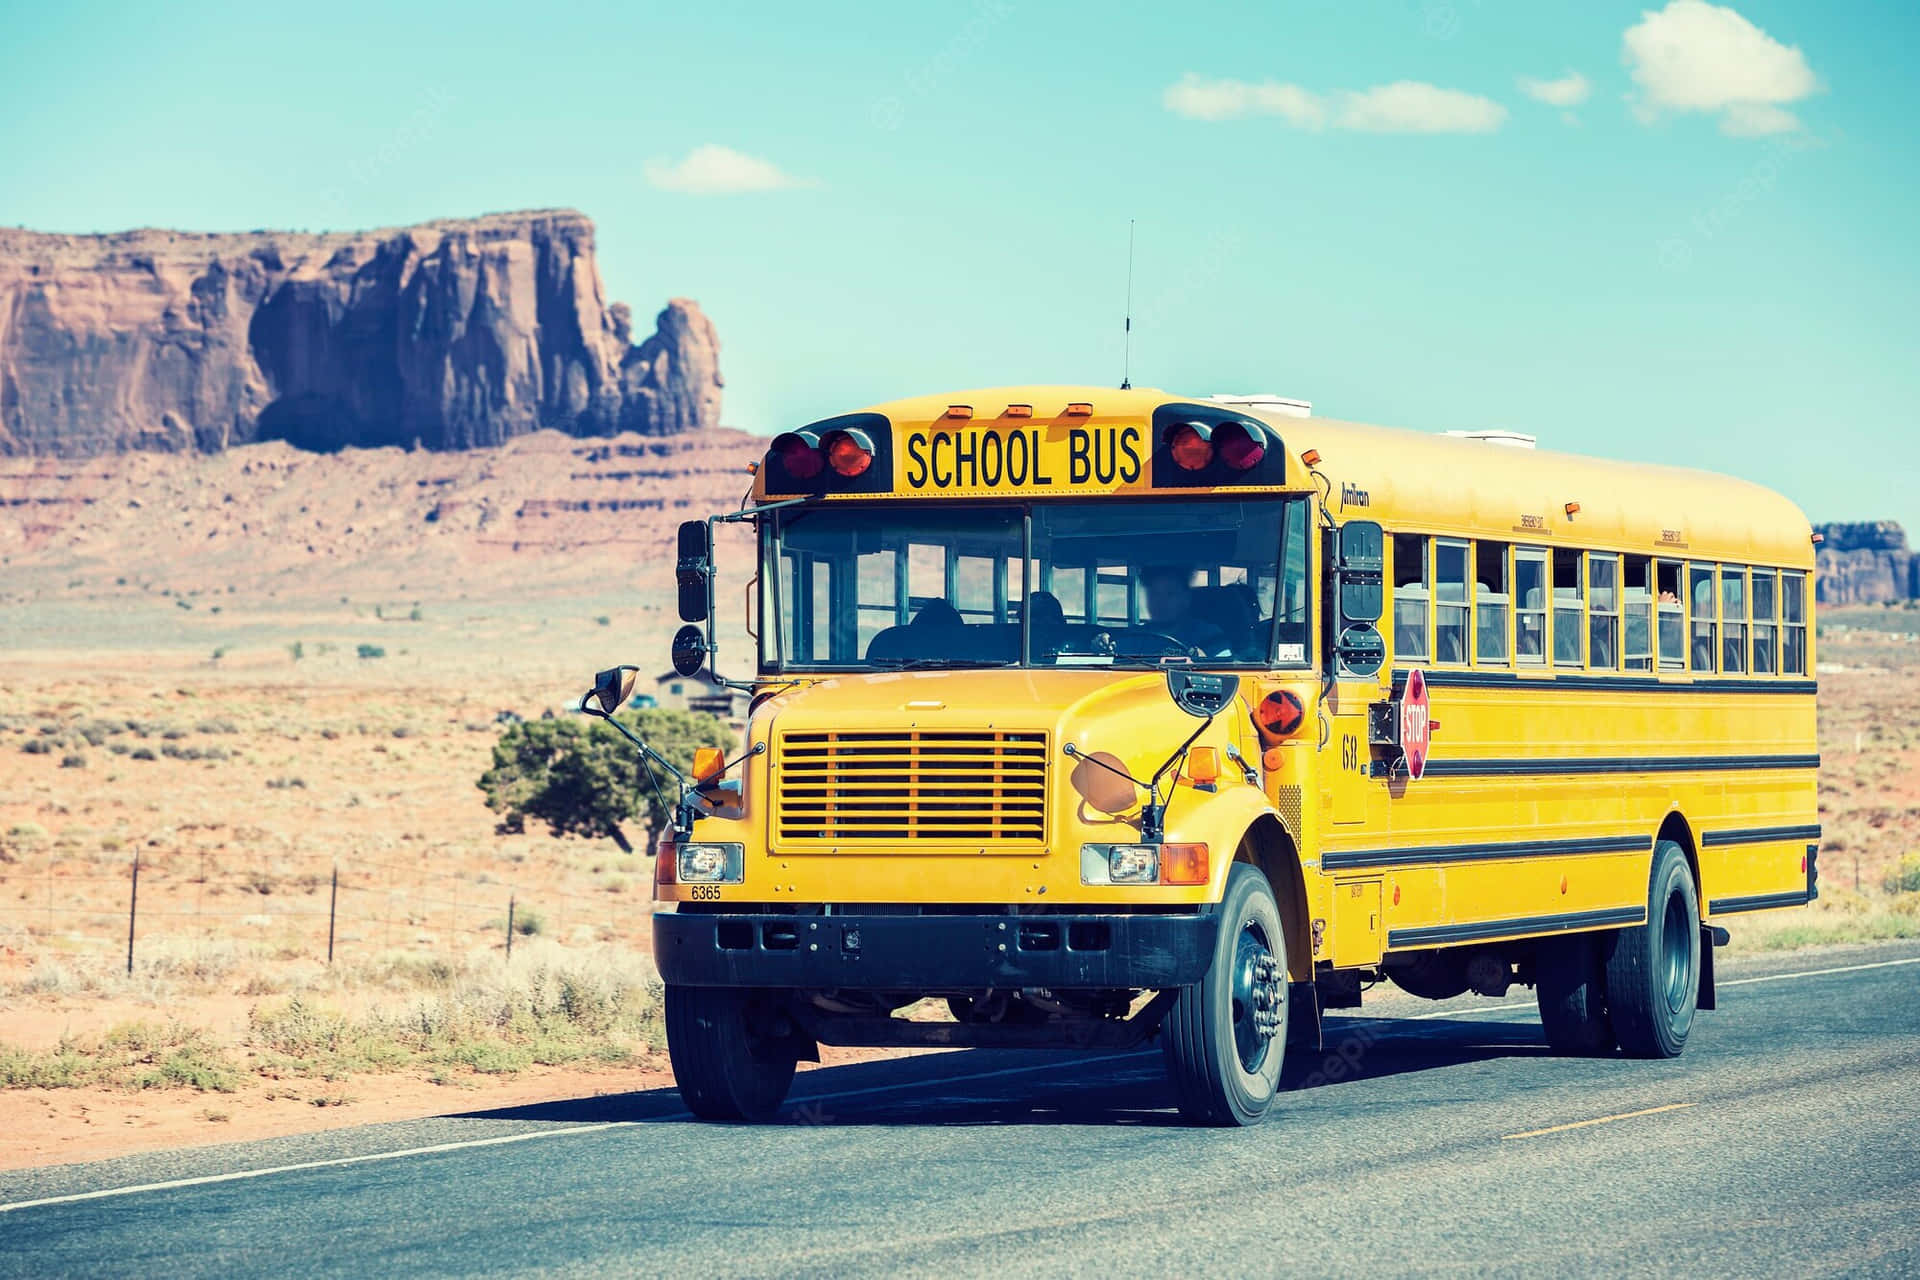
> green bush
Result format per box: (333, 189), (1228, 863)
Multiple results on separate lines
(357, 644), (386, 660)
(1884, 852), (1920, 896)
(477, 707), (734, 853)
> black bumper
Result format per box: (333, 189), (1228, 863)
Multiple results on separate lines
(653, 909), (1219, 990)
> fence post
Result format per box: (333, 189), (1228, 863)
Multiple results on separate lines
(506, 894), (516, 960)
(126, 852), (140, 976)
(327, 863), (338, 964)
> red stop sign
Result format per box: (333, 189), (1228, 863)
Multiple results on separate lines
(1399, 667), (1432, 781)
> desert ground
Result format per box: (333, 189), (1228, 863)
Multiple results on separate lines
(1, 437), (1915, 1169)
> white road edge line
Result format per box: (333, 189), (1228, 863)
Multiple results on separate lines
(0, 1052), (1155, 1216)
(7, 952), (1915, 1215)
(0, 1124), (636, 1215)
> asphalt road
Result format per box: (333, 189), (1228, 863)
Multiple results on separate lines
(4, 943), (1918, 1278)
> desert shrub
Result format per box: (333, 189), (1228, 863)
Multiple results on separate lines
(1884, 852), (1920, 896)
(60, 753), (86, 769)
(266, 776), (307, 790)
(130, 748), (157, 761)
(357, 644), (386, 660)
(477, 708), (732, 853)
(21, 739), (50, 755)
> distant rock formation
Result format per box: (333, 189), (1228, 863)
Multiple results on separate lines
(0, 210), (721, 457)
(1816, 521), (1919, 605)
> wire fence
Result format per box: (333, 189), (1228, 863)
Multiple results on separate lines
(0, 848), (650, 971)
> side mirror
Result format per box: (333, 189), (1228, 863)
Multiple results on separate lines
(1166, 669), (1240, 718)
(586, 665), (640, 715)
(1334, 519), (1384, 625)
(677, 520), (713, 624)
(670, 624), (710, 678)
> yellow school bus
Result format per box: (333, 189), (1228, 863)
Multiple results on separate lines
(582, 385), (1819, 1125)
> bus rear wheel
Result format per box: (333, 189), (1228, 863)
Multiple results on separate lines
(1535, 933), (1615, 1055)
(665, 985), (799, 1122)
(1604, 840), (1701, 1058)
(1162, 864), (1287, 1127)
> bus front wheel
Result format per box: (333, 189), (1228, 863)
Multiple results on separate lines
(664, 985), (799, 1122)
(1604, 841), (1701, 1058)
(1162, 863), (1288, 1127)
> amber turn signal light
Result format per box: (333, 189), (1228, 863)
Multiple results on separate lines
(692, 747), (726, 782)
(1185, 746), (1220, 784)
(1160, 843), (1209, 886)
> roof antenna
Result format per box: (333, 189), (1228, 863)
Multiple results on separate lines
(1120, 219), (1135, 390)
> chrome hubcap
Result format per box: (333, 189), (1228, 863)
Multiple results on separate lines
(1231, 924), (1283, 1073)
(1661, 890), (1693, 1014)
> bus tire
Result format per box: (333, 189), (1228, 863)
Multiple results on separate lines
(1163, 863), (1287, 1127)
(1535, 933), (1615, 1055)
(1604, 840), (1701, 1059)
(665, 985), (798, 1122)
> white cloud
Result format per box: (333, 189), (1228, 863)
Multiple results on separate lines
(643, 145), (814, 195)
(1719, 102), (1803, 137)
(1163, 74), (1504, 134)
(1334, 82), (1507, 134)
(1517, 71), (1592, 108)
(1162, 74), (1326, 128)
(1621, 1), (1816, 135)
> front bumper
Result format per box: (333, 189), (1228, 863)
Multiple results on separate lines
(653, 908), (1219, 990)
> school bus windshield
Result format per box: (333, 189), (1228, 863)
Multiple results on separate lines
(764, 497), (1311, 671)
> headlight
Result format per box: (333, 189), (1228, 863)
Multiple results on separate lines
(675, 842), (745, 884)
(1080, 842), (1209, 886)
(1081, 843), (1158, 885)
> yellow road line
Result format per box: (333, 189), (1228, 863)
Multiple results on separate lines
(1502, 1102), (1694, 1141)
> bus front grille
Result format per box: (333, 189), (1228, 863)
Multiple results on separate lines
(774, 730), (1049, 847)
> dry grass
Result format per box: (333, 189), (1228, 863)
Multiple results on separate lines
(0, 941), (664, 1093)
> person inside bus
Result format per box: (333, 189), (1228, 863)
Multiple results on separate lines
(1141, 565), (1231, 656)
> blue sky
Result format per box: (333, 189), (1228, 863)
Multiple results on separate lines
(3, 1), (1916, 529)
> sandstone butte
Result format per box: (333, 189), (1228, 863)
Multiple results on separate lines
(0, 209), (721, 457)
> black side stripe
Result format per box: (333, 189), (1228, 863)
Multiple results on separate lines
(1701, 824), (1823, 847)
(1388, 905), (1646, 949)
(1421, 753), (1819, 778)
(1708, 891), (1812, 915)
(1324, 833), (1649, 872)
(1413, 669), (1817, 696)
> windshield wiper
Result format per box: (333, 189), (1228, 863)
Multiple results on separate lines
(867, 657), (1019, 671)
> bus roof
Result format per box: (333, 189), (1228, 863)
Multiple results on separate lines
(807, 385), (1814, 569)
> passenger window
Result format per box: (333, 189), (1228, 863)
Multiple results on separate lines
(1623, 557), (1653, 672)
(1689, 564), (1717, 672)
(1553, 549), (1584, 667)
(1514, 548), (1547, 666)
(1435, 540), (1470, 665)
(1721, 568), (1747, 674)
(1394, 535), (1430, 663)
(1751, 570), (1777, 674)
(1782, 572), (1807, 674)
(1657, 560), (1685, 670)
(1588, 554), (1620, 671)
(1476, 542), (1510, 664)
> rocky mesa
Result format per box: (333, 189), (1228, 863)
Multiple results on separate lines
(1816, 521), (1919, 607)
(0, 209), (720, 457)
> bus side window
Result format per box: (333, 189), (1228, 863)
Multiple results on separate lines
(1689, 564), (1717, 672)
(1435, 539), (1470, 665)
(1623, 556), (1653, 671)
(1515, 548), (1547, 665)
(1751, 569), (1777, 674)
(1782, 571), (1807, 674)
(1476, 541), (1510, 665)
(1588, 553), (1620, 671)
(1721, 567), (1748, 674)
(1393, 534), (1430, 663)
(1657, 560), (1685, 670)
(1553, 549), (1584, 667)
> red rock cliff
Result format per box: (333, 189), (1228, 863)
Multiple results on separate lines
(0, 209), (721, 456)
